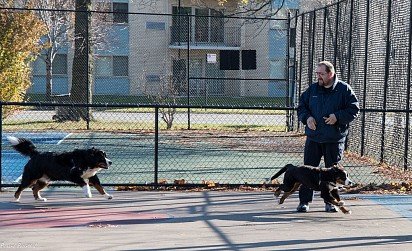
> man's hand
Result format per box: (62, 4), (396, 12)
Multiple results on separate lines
(307, 116), (317, 130)
(323, 114), (337, 125)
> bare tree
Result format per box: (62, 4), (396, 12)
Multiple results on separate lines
(31, 0), (74, 101)
(145, 70), (180, 129)
(156, 75), (179, 130)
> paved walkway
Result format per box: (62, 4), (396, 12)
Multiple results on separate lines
(0, 189), (411, 250)
(6, 110), (286, 126)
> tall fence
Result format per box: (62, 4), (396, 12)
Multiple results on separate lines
(1, 2), (409, 189)
(294, 0), (412, 171)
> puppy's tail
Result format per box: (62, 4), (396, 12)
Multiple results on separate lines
(271, 164), (294, 181)
(7, 136), (39, 158)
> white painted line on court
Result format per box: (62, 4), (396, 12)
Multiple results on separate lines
(57, 133), (73, 145)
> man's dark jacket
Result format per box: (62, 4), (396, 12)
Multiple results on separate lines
(297, 76), (360, 143)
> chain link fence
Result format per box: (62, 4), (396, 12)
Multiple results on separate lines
(1, 102), (388, 187)
(294, 0), (412, 173)
(1, 2), (404, 188)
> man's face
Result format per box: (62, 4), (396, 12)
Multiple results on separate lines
(316, 65), (334, 87)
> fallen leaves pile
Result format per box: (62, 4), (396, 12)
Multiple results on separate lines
(352, 164), (412, 195)
(114, 164), (412, 194)
(347, 182), (412, 195)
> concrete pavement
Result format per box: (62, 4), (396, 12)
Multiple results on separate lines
(0, 189), (411, 250)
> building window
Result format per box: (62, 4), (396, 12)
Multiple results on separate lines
(171, 7), (224, 44)
(32, 54), (67, 75)
(113, 2), (128, 23)
(146, 21), (166, 30)
(270, 59), (287, 79)
(94, 2), (128, 24)
(209, 9), (224, 43)
(146, 74), (161, 82)
(96, 56), (128, 77)
(220, 50), (239, 70)
(33, 58), (46, 75)
(52, 54), (67, 74)
(171, 6), (191, 43)
(113, 56), (128, 76)
(172, 59), (187, 95)
(241, 50), (256, 70)
(96, 56), (112, 76)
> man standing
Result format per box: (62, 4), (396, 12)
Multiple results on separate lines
(297, 61), (359, 212)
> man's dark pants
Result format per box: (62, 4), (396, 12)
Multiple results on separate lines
(299, 139), (345, 204)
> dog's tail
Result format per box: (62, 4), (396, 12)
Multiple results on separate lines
(271, 164), (294, 181)
(7, 136), (39, 158)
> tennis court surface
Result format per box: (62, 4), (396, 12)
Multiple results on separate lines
(0, 190), (411, 250)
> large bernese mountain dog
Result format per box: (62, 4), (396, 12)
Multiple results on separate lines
(7, 136), (113, 202)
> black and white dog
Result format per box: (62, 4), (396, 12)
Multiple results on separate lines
(7, 136), (113, 202)
(271, 163), (353, 214)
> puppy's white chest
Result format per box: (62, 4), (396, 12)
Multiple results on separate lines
(81, 168), (101, 179)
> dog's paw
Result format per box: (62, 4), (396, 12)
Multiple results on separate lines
(105, 193), (113, 200)
(82, 185), (92, 198)
(35, 197), (48, 202)
(343, 209), (352, 215)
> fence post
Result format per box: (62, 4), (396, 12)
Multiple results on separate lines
(345, 0), (355, 151)
(321, 7), (327, 60)
(361, 0), (370, 157)
(309, 11), (316, 84)
(286, 12), (291, 131)
(292, 10), (299, 131)
(333, 2), (340, 67)
(187, 13), (191, 130)
(86, 8), (91, 130)
(405, 0), (412, 171)
(347, 0), (354, 82)
(154, 107), (159, 185)
(381, 0), (393, 163)
(297, 13), (305, 131)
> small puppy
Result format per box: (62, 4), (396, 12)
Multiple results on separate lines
(271, 163), (353, 214)
(8, 136), (113, 202)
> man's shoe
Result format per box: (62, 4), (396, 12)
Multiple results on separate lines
(297, 203), (309, 212)
(325, 203), (338, 212)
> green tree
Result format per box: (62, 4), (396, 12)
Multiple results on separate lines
(0, 3), (46, 118)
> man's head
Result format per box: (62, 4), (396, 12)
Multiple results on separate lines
(316, 61), (335, 88)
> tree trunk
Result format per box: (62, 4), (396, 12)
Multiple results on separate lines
(69, 0), (92, 121)
(45, 52), (52, 102)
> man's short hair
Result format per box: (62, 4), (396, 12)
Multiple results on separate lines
(318, 61), (335, 74)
